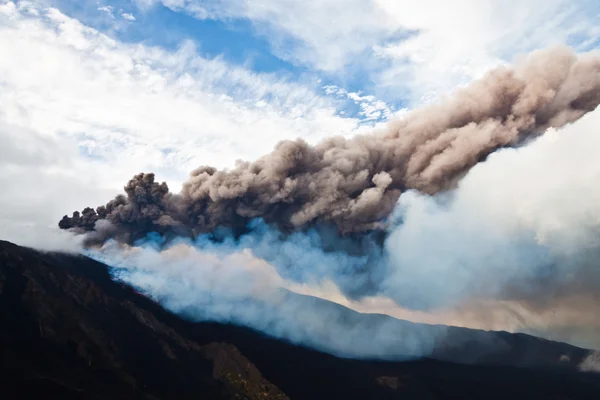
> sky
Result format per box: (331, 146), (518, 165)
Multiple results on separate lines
(1, 0), (598, 246)
(1, 0), (600, 350)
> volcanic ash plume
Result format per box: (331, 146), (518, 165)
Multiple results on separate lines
(59, 46), (600, 244)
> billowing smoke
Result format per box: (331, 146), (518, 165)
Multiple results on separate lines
(59, 46), (600, 244)
(83, 107), (600, 352)
(57, 46), (600, 358)
(377, 106), (600, 348)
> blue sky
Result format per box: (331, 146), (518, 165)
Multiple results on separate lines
(26, 0), (600, 107)
(62, 1), (300, 73)
(44, 0), (403, 120)
(48, 0), (600, 108)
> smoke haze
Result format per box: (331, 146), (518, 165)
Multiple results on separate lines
(89, 240), (447, 360)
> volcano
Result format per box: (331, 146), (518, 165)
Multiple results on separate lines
(1, 239), (599, 399)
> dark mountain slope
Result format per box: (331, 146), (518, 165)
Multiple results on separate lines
(256, 290), (593, 368)
(0, 240), (287, 400)
(1, 240), (599, 399)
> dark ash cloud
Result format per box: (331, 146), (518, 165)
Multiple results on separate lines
(59, 47), (600, 245)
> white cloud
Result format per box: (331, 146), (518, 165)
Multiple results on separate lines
(138, 0), (599, 103)
(0, 121), (114, 251)
(322, 84), (402, 121)
(0, 2), (367, 249)
(121, 12), (135, 21)
(373, 0), (600, 102)
(97, 5), (114, 18)
(142, 0), (400, 72)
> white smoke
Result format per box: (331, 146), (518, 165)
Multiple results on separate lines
(382, 107), (600, 348)
(580, 351), (600, 373)
(90, 239), (444, 359)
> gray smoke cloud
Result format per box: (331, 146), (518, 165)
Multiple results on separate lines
(53, 45), (600, 355)
(59, 46), (600, 243)
(82, 104), (600, 354)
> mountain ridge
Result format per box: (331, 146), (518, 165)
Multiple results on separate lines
(1, 239), (599, 399)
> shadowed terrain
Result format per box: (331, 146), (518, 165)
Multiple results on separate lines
(1, 240), (599, 399)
